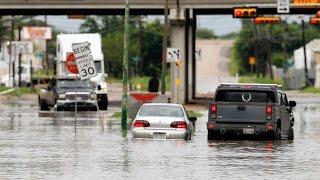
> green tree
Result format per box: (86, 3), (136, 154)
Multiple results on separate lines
(196, 28), (216, 39)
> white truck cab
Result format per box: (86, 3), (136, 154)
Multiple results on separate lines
(56, 33), (108, 110)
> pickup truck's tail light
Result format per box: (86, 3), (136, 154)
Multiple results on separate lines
(266, 105), (272, 120)
(210, 104), (217, 119)
(133, 120), (150, 127)
(170, 121), (187, 129)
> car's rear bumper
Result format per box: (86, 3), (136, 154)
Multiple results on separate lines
(131, 128), (189, 139)
(207, 121), (275, 135)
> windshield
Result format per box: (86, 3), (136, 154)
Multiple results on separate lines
(215, 90), (276, 103)
(94, 61), (102, 73)
(139, 105), (184, 117)
(57, 79), (91, 89)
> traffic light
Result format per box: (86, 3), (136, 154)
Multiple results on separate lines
(254, 16), (281, 24)
(310, 17), (320, 25)
(233, 7), (257, 18)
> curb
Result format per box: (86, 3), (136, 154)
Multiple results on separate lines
(0, 88), (15, 95)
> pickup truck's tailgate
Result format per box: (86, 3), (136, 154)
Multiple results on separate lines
(217, 104), (267, 123)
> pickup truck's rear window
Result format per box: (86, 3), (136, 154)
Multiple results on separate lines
(215, 90), (276, 103)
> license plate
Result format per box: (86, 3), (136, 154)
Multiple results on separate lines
(76, 97), (82, 101)
(153, 133), (166, 139)
(243, 128), (254, 134)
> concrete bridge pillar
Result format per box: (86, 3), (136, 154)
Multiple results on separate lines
(169, 8), (194, 104)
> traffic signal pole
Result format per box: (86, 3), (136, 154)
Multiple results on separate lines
(121, 0), (130, 130)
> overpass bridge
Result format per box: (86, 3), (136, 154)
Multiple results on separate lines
(1, 0), (320, 103)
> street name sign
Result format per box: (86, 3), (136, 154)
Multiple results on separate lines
(277, 0), (290, 14)
(72, 42), (91, 59)
(167, 48), (180, 62)
(76, 55), (97, 80)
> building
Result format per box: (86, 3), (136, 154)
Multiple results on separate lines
(293, 39), (320, 70)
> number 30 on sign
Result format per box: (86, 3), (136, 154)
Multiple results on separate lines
(75, 55), (97, 80)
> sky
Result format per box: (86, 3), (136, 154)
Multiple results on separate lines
(44, 15), (242, 36)
(44, 15), (313, 36)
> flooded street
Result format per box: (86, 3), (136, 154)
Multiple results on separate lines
(1, 99), (320, 180)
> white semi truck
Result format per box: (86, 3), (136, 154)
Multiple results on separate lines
(56, 33), (108, 110)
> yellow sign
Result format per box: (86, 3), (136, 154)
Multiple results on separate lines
(249, 56), (256, 65)
(175, 61), (183, 68)
(175, 79), (181, 86)
(292, 0), (320, 4)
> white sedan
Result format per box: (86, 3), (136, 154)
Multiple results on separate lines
(131, 103), (197, 140)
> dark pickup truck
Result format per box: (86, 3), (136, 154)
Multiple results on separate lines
(207, 83), (296, 140)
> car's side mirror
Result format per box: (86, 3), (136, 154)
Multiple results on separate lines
(189, 117), (197, 122)
(289, 101), (296, 108)
(97, 85), (102, 91)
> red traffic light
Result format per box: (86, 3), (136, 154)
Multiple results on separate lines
(310, 17), (320, 25)
(233, 7), (257, 18)
(254, 16), (281, 24)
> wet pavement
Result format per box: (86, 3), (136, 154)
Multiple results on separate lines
(1, 99), (320, 179)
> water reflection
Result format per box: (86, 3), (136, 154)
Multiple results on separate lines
(0, 101), (320, 179)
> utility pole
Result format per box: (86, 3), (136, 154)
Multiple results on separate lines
(11, 16), (15, 87)
(301, 19), (310, 87)
(161, 0), (169, 94)
(44, 15), (49, 75)
(121, 0), (130, 130)
(282, 21), (288, 73)
(18, 26), (22, 87)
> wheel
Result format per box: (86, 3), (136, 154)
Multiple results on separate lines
(56, 106), (63, 111)
(288, 128), (294, 140)
(207, 130), (221, 140)
(274, 127), (281, 140)
(98, 95), (108, 110)
(39, 98), (49, 111)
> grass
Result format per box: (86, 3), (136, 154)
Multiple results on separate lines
(108, 75), (171, 91)
(301, 87), (320, 94)
(0, 86), (11, 93)
(32, 69), (54, 79)
(239, 75), (284, 85)
(8, 87), (39, 97)
(187, 111), (203, 118)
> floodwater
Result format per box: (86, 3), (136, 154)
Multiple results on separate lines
(0, 99), (320, 180)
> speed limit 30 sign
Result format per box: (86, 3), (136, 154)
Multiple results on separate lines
(76, 55), (97, 80)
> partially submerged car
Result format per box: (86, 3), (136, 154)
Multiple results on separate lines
(38, 77), (97, 111)
(207, 83), (296, 140)
(131, 103), (197, 140)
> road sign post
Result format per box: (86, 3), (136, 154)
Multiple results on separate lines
(67, 42), (104, 131)
(122, 0), (130, 131)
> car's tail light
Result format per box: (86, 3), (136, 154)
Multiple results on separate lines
(266, 105), (272, 120)
(170, 121), (187, 129)
(133, 120), (150, 127)
(210, 104), (217, 119)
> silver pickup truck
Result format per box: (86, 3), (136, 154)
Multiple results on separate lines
(38, 77), (97, 111)
(207, 83), (296, 140)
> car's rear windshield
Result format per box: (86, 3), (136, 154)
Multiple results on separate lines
(215, 90), (276, 103)
(139, 105), (184, 117)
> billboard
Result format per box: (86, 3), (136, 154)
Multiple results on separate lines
(21, 27), (52, 40)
